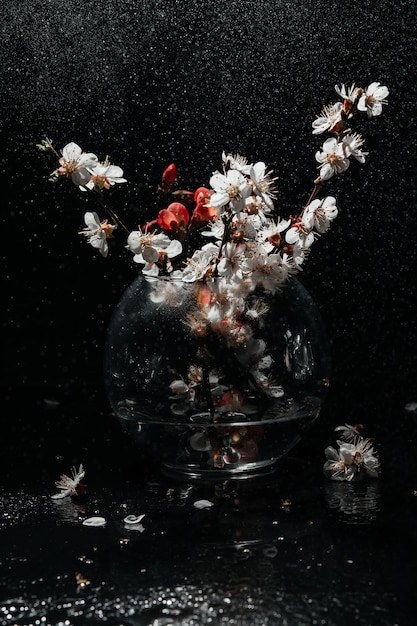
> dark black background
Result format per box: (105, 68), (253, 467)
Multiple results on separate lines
(1, 0), (416, 484)
(1, 3), (417, 625)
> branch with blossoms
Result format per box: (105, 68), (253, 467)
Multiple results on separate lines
(37, 82), (388, 465)
(36, 80), (388, 405)
(37, 81), (388, 284)
(285, 81), (389, 251)
(38, 86), (387, 370)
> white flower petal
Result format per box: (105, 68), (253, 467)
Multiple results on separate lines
(357, 95), (367, 112)
(285, 228), (298, 245)
(370, 102), (383, 116)
(322, 137), (338, 153)
(210, 172), (228, 190)
(82, 516), (106, 527)
(366, 82), (380, 95)
(127, 231), (142, 254)
(142, 246), (159, 263)
(124, 514), (145, 524)
(62, 142), (82, 161)
(142, 263), (160, 276)
(87, 232), (108, 257)
(324, 446), (340, 461)
(84, 212), (100, 229)
(165, 239), (183, 258)
(374, 85), (389, 99)
(72, 170), (92, 186)
(210, 191), (230, 209)
(319, 163), (334, 181)
(170, 379), (189, 394)
(193, 499), (214, 509)
(77, 152), (98, 168)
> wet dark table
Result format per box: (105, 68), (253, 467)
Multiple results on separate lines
(1, 393), (417, 626)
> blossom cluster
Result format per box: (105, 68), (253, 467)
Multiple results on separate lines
(323, 424), (381, 481)
(312, 82), (388, 180)
(38, 81), (388, 293)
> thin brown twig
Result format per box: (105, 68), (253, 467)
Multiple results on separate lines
(91, 189), (130, 234)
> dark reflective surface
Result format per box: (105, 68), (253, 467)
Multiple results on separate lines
(1, 394), (417, 625)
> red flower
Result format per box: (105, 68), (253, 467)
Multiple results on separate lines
(161, 163), (177, 188)
(194, 186), (211, 204)
(190, 202), (217, 228)
(190, 187), (217, 228)
(195, 283), (213, 307)
(157, 202), (189, 237)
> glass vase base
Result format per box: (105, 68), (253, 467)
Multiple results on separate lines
(160, 459), (281, 483)
(118, 413), (314, 482)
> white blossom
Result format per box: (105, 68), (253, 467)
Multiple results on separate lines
(85, 161), (127, 190)
(55, 142), (98, 186)
(285, 216), (315, 248)
(51, 464), (85, 499)
(342, 133), (368, 163)
(181, 243), (219, 282)
(249, 161), (278, 210)
(315, 137), (350, 180)
(193, 499), (214, 509)
(127, 231), (182, 272)
(324, 432), (381, 482)
(242, 251), (287, 293)
(78, 212), (116, 257)
(357, 82), (389, 118)
(304, 196), (338, 234)
(312, 102), (343, 135)
(124, 514), (145, 525)
(335, 83), (358, 104)
(82, 516), (106, 527)
(222, 151), (252, 175)
(209, 169), (252, 213)
(334, 423), (363, 442)
(244, 193), (274, 221)
(282, 244), (307, 273)
(257, 217), (292, 252)
(201, 218), (225, 241)
(217, 242), (246, 281)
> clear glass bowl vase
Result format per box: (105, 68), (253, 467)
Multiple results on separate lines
(104, 274), (331, 481)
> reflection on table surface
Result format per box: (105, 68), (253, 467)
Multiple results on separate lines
(1, 449), (416, 626)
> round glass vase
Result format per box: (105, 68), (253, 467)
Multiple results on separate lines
(104, 274), (331, 481)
